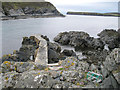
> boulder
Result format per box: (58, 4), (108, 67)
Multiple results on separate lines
(61, 49), (76, 56)
(98, 29), (120, 50)
(54, 31), (89, 45)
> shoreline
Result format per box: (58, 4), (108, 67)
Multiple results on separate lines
(1, 15), (65, 21)
(1, 30), (120, 88)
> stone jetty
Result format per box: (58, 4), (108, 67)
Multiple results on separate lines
(34, 34), (48, 65)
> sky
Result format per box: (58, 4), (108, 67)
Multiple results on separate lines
(47, 0), (119, 5)
(46, 0), (119, 14)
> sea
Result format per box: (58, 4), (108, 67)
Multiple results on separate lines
(1, 15), (118, 57)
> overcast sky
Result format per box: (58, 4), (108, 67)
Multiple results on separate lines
(46, 0), (118, 14)
(47, 0), (119, 5)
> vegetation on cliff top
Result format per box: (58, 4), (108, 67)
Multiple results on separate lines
(2, 2), (56, 10)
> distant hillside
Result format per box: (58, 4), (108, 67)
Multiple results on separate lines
(67, 12), (120, 17)
(0, 1), (65, 20)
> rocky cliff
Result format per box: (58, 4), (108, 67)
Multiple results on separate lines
(0, 1), (64, 20)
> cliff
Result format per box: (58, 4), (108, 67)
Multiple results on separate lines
(0, 1), (64, 20)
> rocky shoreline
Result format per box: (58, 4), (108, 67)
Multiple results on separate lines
(0, 29), (120, 89)
(1, 14), (65, 20)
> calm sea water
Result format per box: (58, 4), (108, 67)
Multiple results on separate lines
(1, 15), (118, 57)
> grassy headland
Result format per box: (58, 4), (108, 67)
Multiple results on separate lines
(67, 12), (120, 17)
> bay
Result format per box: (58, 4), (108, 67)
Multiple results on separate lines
(1, 15), (118, 57)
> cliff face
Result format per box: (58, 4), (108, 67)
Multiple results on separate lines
(1, 2), (64, 19)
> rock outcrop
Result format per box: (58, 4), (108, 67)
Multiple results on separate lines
(1, 1), (64, 20)
(1, 35), (62, 64)
(54, 31), (104, 51)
